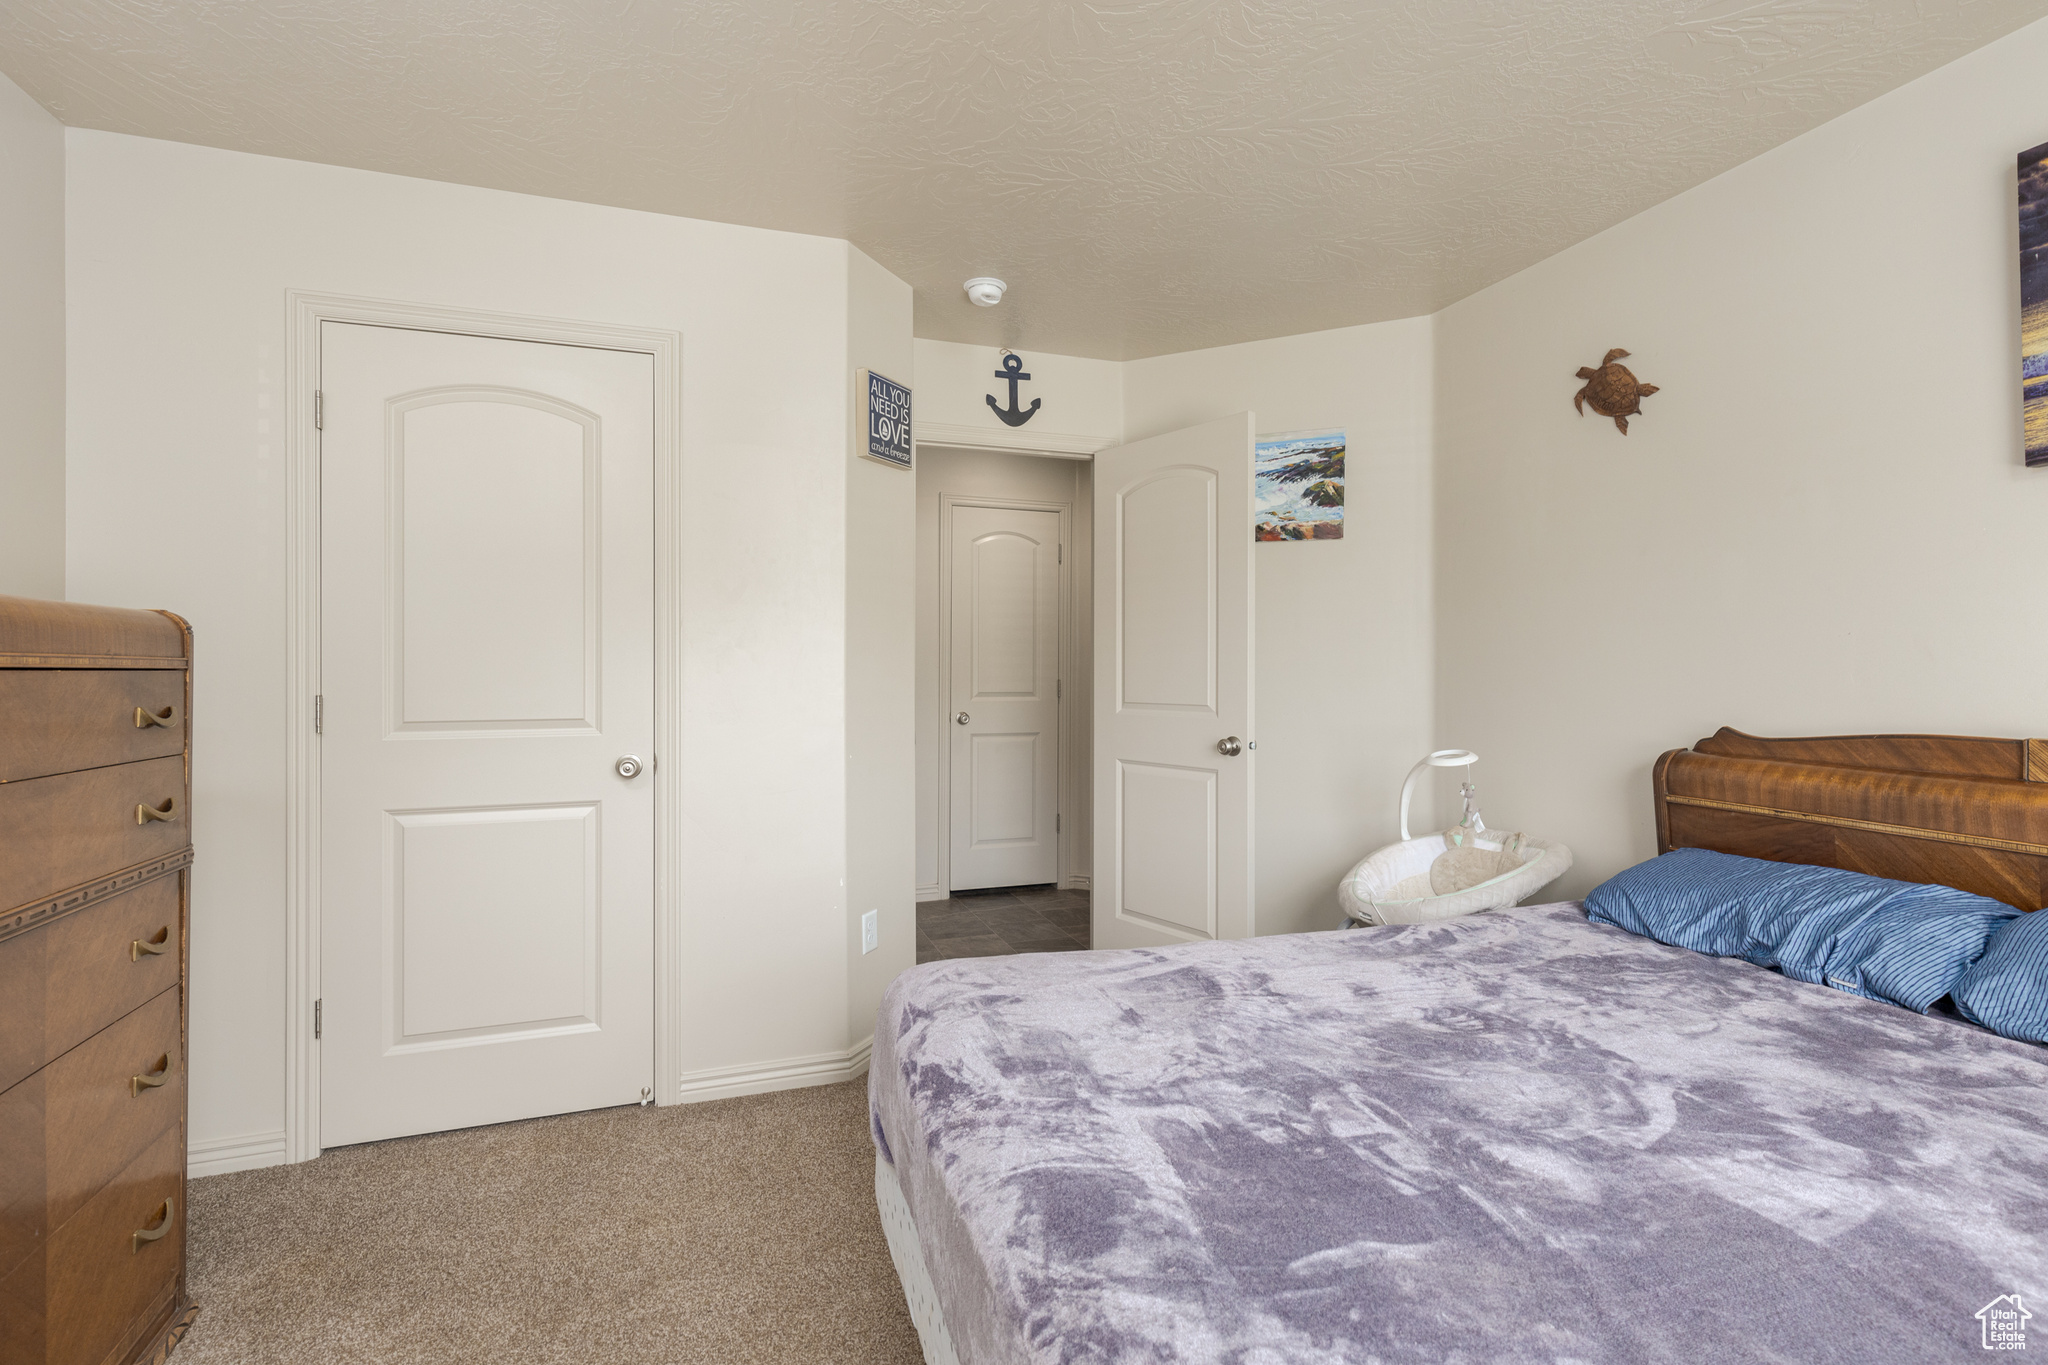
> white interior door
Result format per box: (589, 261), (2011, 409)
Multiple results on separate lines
(319, 322), (655, 1148)
(949, 505), (1062, 890)
(1092, 413), (1256, 949)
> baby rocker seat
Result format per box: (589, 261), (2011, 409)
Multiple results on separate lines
(1339, 750), (1572, 927)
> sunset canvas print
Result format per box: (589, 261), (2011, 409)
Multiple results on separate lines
(1254, 429), (1345, 540)
(2022, 139), (2048, 464)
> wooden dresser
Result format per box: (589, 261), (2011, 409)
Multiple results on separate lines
(0, 596), (196, 1365)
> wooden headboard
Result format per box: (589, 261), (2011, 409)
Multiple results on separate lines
(1654, 728), (2048, 911)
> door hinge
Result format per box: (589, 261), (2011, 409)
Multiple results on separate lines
(1056, 813), (1062, 833)
(314, 390), (323, 430)
(1057, 679), (1061, 700)
(313, 998), (322, 1039)
(1058, 543), (1063, 563)
(313, 694), (323, 734)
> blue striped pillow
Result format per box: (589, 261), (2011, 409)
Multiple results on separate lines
(1951, 910), (2048, 1043)
(1585, 849), (2018, 1012)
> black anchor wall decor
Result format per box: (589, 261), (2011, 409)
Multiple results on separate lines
(986, 352), (1041, 427)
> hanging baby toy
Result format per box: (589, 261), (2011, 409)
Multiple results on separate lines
(1337, 750), (1572, 927)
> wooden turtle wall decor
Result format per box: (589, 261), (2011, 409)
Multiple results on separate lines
(1574, 349), (1658, 434)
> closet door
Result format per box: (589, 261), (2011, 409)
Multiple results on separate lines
(1092, 413), (1256, 950)
(318, 322), (655, 1147)
(948, 504), (1062, 890)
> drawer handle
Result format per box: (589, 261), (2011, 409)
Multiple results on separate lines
(137, 798), (178, 825)
(132, 1198), (174, 1252)
(134, 704), (180, 729)
(132, 926), (171, 961)
(131, 1053), (172, 1097)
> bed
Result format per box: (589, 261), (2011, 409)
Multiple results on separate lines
(870, 730), (2048, 1364)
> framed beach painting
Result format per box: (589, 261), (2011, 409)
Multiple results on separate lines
(1254, 429), (1345, 540)
(2023, 140), (2048, 465)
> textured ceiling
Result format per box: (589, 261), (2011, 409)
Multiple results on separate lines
(3, 1), (2043, 359)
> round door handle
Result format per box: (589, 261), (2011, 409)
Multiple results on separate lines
(955, 712), (970, 725)
(616, 755), (646, 779)
(1217, 736), (1244, 756)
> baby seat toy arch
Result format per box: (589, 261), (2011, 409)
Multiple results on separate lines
(1339, 750), (1573, 926)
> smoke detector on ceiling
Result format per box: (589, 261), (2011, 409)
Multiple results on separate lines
(963, 277), (1007, 307)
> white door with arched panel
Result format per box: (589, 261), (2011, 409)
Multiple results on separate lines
(1092, 413), (1256, 950)
(948, 504), (1062, 890)
(318, 322), (654, 1148)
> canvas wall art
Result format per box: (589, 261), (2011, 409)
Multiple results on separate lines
(1255, 429), (1345, 541)
(2022, 140), (2048, 465)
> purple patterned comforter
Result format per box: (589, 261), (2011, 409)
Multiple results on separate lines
(870, 903), (2048, 1364)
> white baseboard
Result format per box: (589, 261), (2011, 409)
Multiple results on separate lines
(930, 877), (1087, 896)
(190, 1128), (289, 1177)
(192, 1040), (877, 1172)
(673, 1034), (874, 1104)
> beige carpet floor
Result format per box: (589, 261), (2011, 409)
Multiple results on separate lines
(175, 1080), (923, 1364)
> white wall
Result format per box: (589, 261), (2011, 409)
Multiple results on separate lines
(1124, 318), (1437, 935)
(64, 130), (899, 1158)
(1435, 16), (2048, 900)
(913, 447), (1093, 898)
(914, 338), (1123, 454)
(0, 72), (63, 599)
(846, 245), (917, 1044)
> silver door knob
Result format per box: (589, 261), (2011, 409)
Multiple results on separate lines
(955, 712), (970, 725)
(616, 755), (646, 779)
(1217, 736), (1243, 756)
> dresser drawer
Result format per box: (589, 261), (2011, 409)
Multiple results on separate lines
(0, 671), (184, 784)
(47, 1126), (184, 1365)
(47, 989), (184, 1230)
(0, 989), (183, 1285)
(0, 876), (182, 1095)
(0, 757), (187, 918)
(0, 1115), (184, 1365)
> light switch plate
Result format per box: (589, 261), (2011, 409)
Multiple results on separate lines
(861, 909), (879, 954)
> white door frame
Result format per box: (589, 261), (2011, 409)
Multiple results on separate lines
(934, 491), (1079, 894)
(284, 291), (684, 1163)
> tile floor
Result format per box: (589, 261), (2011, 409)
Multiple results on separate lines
(915, 885), (1091, 964)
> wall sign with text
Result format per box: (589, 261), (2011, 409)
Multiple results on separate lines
(860, 370), (913, 469)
